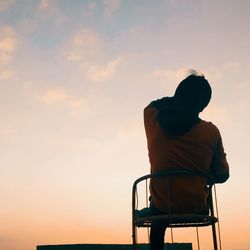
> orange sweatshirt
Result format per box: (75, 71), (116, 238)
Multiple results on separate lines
(144, 105), (229, 214)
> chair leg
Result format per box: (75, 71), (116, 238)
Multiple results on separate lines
(132, 223), (137, 250)
(132, 235), (137, 250)
(212, 223), (218, 250)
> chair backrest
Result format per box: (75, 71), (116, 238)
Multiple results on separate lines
(132, 169), (220, 250)
(132, 169), (217, 227)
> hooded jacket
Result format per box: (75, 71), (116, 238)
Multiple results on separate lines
(144, 97), (229, 214)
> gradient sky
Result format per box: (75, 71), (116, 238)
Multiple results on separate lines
(0, 1), (250, 250)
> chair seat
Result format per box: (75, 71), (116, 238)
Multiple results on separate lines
(135, 214), (218, 228)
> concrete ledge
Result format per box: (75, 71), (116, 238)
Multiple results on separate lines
(37, 243), (192, 250)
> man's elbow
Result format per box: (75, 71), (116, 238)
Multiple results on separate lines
(214, 171), (230, 184)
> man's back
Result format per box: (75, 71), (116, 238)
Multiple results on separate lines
(143, 72), (230, 250)
(144, 104), (229, 213)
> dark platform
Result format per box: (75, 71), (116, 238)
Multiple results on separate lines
(37, 243), (192, 250)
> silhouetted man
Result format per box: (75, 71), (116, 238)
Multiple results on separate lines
(143, 71), (229, 250)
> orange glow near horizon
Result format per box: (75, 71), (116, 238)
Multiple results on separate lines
(1, 1), (250, 250)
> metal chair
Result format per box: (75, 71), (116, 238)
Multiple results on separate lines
(132, 170), (222, 250)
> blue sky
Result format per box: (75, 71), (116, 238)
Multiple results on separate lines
(0, 1), (250, 250)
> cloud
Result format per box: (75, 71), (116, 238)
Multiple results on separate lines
(69, 98), (85, 108)
(38, 0), (49, 10)
(0, 0), (15, 12)
(118, 121), (144, 140)
(83, 57), (122, 81)
(82, 1), (97, 16)
(65, 28), (122, 81)
(103, 0), (121, 18)
(201, 62), (241, 82)
(0, 128), (15, 136)
(38, 0), (68, 25)
(37, 88), (88, 115)
(66, 28), (102, 61)
(37, 89), (68, 104)
(168, 0), (199, 9)
(202, 68), (222, 81)
(223, 62), (241, 72)
(152, 67), (230, 85)
(153, 68), (190, 83)
(0, 26), (17, 65)
(0, 68), (15, 80)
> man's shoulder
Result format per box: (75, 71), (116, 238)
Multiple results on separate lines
(200, 119), (217, 127)
(144, 105), (159, 127)
(144, 104), (159, 114)
(199, 120), (221, 136)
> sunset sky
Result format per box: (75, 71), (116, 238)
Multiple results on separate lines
(1, 1), (250, 250)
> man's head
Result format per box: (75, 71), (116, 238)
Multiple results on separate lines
(174, 72), (212, 113)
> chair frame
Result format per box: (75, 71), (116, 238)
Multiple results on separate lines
(132, 170), (219, 250)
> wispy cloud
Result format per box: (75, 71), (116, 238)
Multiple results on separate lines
(0, 0), (15, 12)
(82, 1), (97, 16)
(168, 0), (199, 9)
(0, 128), (15, 137)
(66, 28), (102, 61)
(0, 68), (15, 80)
(65, 28), (122, 81)
(223, 62), (241, 72)
(152, 66), (237, 85)
(152, 68), (190, 83)
(38, 0), (68, 25)
(37, 88), (88, 115)
(202, 62), (241, 82)
(69, 98), (85, 109)
(103, 0), (121, 18)
(37, 89), (68, 104)
(83, 57), (122, 81)
(0, 26), (17, 65)
(38, 0), (49, 10)
(118, 121), (144, 140)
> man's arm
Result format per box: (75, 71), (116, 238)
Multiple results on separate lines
(144, 97), (172, 137)
(210, 132), (230, 183)
(147, 97), (172, 110)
